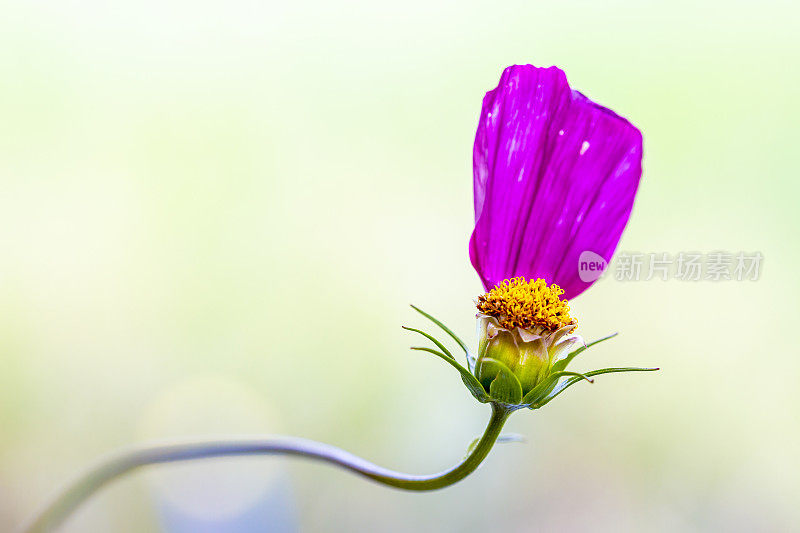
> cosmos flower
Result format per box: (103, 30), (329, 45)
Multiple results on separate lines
(407, 64), (651, 409)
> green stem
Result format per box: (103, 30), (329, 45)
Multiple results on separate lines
(20, 403), (511, 533)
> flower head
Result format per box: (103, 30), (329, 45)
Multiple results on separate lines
(477, 277), (575, 332)
(474, 277), (582, 398)
(404, 64), (656, 411)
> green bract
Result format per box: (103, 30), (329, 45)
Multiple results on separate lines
(405, 305), (657, 411)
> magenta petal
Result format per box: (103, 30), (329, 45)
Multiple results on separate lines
(469, 65), (643, 299)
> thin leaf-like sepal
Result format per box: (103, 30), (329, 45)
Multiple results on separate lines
(519, 371), (594, 406)
(402, 326), (454, 359)
(496, 433), (526, 444)
(464, 433), (525, 458)
(532, 366), (659, 409)
(410, 305), (470, 359)
(409, 347), (490, 403)
(477, 357), (522, 404)
(552, 332), (618, 373)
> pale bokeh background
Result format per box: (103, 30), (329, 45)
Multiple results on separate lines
(1, 1), (799, 531)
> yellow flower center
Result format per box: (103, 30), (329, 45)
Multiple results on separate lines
(477, 277), (576, 332)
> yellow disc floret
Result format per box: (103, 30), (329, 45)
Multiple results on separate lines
(477, 277), (576, 332)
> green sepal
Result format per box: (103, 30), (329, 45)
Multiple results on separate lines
(490, 374), (523, 405)
(519, 370), (594, 407)
(402, 326), (454, 359)
(409, 347), (490, 403)
(531, 366), (659, 409)
(477, 358), (523, 405)
(410, 305), (475, 370)
(552, 332), (618, 373)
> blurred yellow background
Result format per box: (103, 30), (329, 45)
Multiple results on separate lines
(1, 1), (798, 531)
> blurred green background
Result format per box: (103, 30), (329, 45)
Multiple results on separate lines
(1, 1), (799, 531)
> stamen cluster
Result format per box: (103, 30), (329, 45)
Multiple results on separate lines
(477, 277), (576, 332)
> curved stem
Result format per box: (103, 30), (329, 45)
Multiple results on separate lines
(20, 403), (511, 533)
